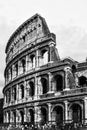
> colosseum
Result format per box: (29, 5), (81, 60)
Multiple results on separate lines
(3, 14), (87, 126)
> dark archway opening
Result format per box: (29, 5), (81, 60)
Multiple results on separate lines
(15, 64), (18, 76)
(20, 111), (24, 125)
(41, 107), (47, 124)
(41, 78), (48, 94)
(54, 75), (63, 91)
(20, 85), (24, 99)
(29, 109), (34, 123)
(21, 59), (26, 73)
(13, 111), (16, 125)
(71, 104), (82, 123)
(29, 81), (34, 97)
(53, 106), (63, 124)
(79, 76), (87, 87)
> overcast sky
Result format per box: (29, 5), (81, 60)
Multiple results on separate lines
(0, 0), (87, 97)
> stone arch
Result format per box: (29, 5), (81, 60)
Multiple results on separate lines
(30, 54), (35, 68)
(79, 76), (87, 87)
(20, 84), (24, 99)
(52, 74), (63, 91)
(13, 87), (16, 101)
(41, 77), (48, 94)
(20, 110), (24, 124)
(15, 63), (18, 76)
(52, 105), (64, 123)
(21, 58), (26, 73)
(72, 65), (76, 73)
(40, 48), (48, 65)
(13, 111), (16, 125)
(29, 81), (35, 97)
(28, 109), (34, 123)
(69, 103), (82, 123)
(8, 111), (10, 123)
(40, 106), (48, 124)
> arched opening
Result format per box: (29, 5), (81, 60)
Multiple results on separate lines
(13, 111), (16, 125)
(72, 65), (76, 73)
(13, 87), (16, 101)
(41, 78), (48, 94)
(54, 75), (63, 91)
(15, 63), (18, 76)
(41, 50), (48, 65)
(41, 107), (48, 124)
(8, 112), (10, 123)
(21, 59), (26, 73)
(10, 67), (12, 80)
(29, 109), (34, 123)
(70, 104), (82, 123)
(29, 81), (35, 97)
(20, 111), (24, 125)
(8, 89), (11, 103)
(52, 106), (63, 124)
(30, 55), (35, 68)
(20, 85), (24, 99)
(79, 76), (87, 87)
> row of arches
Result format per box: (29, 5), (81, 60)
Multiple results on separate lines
(39, 104), (82, 124)
(5, 74), (64, 103)
(79, 76), (87, 87)
(41, 75), (63, 94)
(4, 103), (82, 125)
(6, 49), (48, 83)
(5, 74), (87, 105)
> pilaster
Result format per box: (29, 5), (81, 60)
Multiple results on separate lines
(64, 100), (69, 123)
(64, 67), (70, 90)
(83, 97), (87, 122)
(48, 103), (52, 122)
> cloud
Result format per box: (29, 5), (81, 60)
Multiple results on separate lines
(54, 25), (87, 61)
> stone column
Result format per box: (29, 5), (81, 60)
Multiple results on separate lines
(24, 108), (27, 122)
(24, 81), (27, 101)
(26, 55), (28, 71)
(12, 64), (15, 79)
(48, 103), (52, 123)
(4, 95), (6, 105)
(37, 77), (42, 98)
(18, 86), (21, 100)
(36, 50), (39, 67)
(48, 72), (53, 92)
(34, 106), (39, 123)
(37, 107), (41, 123)
(26, 82), (30, 99)
(16, 84), (19, 102)
(10, 111), (13, 123)
(11, 87), (13, 103)
(3, 111), (6, 123)
(6, 112), (9, 123)
(75, 73), (79, 87)
(26, 55), (29, 71)
(64, 101), (69, 123)
(64, 67), (70, 90)
(18, 60), (22, 75)
(8, 69), (11, 81)
(16, 110), (20, 125)
(84, 97), (87, 122)
(34, 76), (38, 99)
(38, 50), (42, 66)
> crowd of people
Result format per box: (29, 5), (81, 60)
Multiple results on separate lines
(0, 121), (87, 130)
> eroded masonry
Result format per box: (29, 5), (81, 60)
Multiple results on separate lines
(3, 14), (87, 125)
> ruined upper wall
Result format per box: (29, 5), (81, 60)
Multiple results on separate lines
(5, 14), (52, 63)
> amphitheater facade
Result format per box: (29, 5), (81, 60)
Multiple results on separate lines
(3, 14), (87, 125)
